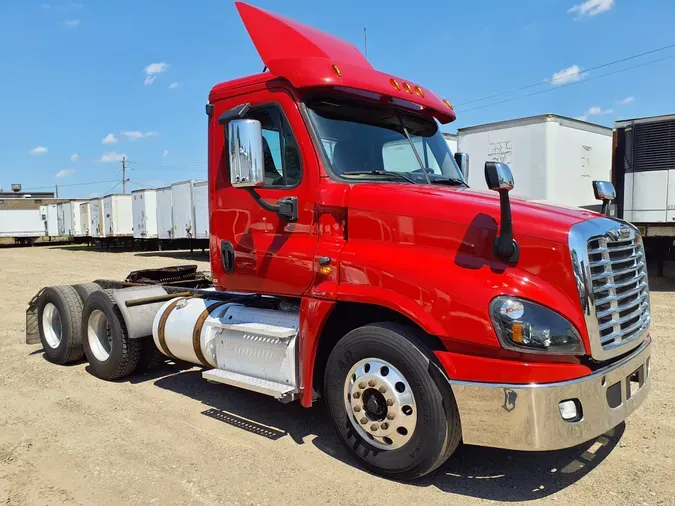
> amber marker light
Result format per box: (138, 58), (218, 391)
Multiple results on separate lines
(414, 86), (424, 98)
(319, 265), (333, 276)
(442, 99), (454, 109)
(403, 82), (413, 94)
(331, 64), (342, 77)
(389, 78), (401, 91)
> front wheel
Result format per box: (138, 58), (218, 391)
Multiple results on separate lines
(324, 322), (461, 480)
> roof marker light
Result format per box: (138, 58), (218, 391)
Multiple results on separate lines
(331, 64), (342, 78)
(403, 82), (413, 94)
(414, 86), (425, 98)
(389, 78), (401, 91)
(443, 99), (454, 109)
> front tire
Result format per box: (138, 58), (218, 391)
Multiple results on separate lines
(324, 322), (461, 480)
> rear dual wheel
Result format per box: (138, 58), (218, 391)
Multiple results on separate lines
(324, 323), (462, 480)
(38, 285), (85, 364)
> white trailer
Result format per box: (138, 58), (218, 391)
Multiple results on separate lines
(0, 209), (44, 238)
(156, 187), (173, 240)
(79, 202), (91, 236)
(171, 181), (197, 239)
(44, 204), (59, 237)
(132, 189), (158, 239)
(89, 198), (105, 238)
(193, 181), (209, 240)
(102, 194), (133, 237)
(457, 114), (612, 209)
(443, 132), (458, 154)
(57, 202), (73, 237)
(70, 200), (89, 237)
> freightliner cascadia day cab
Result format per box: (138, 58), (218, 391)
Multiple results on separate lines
(27, 3), (652, 480)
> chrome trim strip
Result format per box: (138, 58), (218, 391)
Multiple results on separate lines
(568, 217), (651, 361)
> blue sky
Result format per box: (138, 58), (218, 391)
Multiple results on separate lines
(1, 0), (674, 198)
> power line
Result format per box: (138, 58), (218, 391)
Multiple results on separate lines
(102, 181), (122, 196)
(22, 179), (120, 191)
(128, 180), (158, 190)
(128, 160), (207, 171)
(456, 42), (675, 107)
(456, 54), (675, 114)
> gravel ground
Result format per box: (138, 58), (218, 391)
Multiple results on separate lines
(0, 245), (674, 505)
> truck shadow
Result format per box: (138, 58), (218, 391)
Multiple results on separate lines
(151, 368), (623, 500)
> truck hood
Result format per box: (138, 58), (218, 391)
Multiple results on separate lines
(347, 184), (597, 244)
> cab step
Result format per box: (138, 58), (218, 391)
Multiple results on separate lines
(202, 369), (297, 403)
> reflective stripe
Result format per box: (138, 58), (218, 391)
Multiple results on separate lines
(192, 301), (229, 367)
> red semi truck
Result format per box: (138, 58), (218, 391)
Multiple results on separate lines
(27, 3), (652, 480)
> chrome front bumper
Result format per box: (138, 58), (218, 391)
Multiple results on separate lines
(450, 338), (651, 451)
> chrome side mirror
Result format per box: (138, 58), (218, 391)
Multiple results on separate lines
(485, 161), (514, 192)
(454, 152), (469, 181)
(485, 161), (518, 264)
(228, 119), (264, 188)
(593, 180), (616, 216)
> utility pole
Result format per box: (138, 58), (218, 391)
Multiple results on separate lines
(363, 27), (368, 59)
(122, 156), (127, 194)
(55, 184), (59, 198)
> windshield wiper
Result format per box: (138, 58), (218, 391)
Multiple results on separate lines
(342, 170), (416, 184)
(430, 177), (467, 186)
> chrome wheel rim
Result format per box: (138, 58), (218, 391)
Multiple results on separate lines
(42, 303), (63, 349)
(87, 310), (112, 362)
(344, 358), (417, 450)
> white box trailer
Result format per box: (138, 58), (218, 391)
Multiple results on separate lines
(89, 198), (105, 238)
(57, 202), (73, 237)
(0, 209), (44, 238)
(132, 189), (158, 239)
(44, 204), (59, 237)
(443, 132), (458, 154)
(69, 200), (89, 237)
(171, 180), (197, 239)
(78, 202), (91, 236)
(156, 187), (173, 240)
(193, 181), (209, 240)
(102, 194), (133, 237)
(457, 114), (612, 209)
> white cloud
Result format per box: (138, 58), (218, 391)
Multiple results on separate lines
(64, 19), (80, 28)
(551, 65), (585, 85)
(568, 0), (615, 18)
(587, 106), (613, 115)
(120, 131), (158, 141)
(619, 96), (635, 105)
(169, 81), (181, 89)
(30, 146), (48, 156)
(163, 150), (169, 157)
(143, 62), (169, 85)
(102, 133), (118, 144)
(70, 153), (78, 161)
(55, 169), (75, 178)
(99, 151), (126, 163)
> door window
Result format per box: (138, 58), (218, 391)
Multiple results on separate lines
(246, 106), (302, 187)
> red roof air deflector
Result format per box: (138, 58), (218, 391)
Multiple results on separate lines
(235, 2), (455, 123)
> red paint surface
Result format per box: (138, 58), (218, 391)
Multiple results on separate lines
(206, 3), (602, 405)
(234, 2), (455, 123)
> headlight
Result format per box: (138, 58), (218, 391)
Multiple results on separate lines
(490, 296), (585, 355)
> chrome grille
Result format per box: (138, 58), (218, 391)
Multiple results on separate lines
(569, 217), (651, 361)
(587, 236), (650, 349)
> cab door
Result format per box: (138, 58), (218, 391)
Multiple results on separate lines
(210, 86), (318, 296)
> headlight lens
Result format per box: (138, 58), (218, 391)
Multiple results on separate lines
(490, 296), (585, 355)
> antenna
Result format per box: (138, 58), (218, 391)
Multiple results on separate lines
(363, 27), (368, 59)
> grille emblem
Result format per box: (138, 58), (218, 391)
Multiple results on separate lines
(606, 226), (631, 241)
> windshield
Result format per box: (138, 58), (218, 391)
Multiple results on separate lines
(306, 97), (464, 184)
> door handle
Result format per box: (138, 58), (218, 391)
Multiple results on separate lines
(221, 240), (235, 273)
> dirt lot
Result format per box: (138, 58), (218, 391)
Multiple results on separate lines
(1, 245), (674, 505)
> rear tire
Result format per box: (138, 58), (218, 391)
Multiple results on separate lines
(324, 322), (461, 480)
(37, 285), (85, 364)
(82, 290), (141, 380)
(72, 282), (102, 303)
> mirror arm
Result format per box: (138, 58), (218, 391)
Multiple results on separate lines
(494, 190), (520, 263)
(601, 200), (610, 216)
(244, 187), (280, 213)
